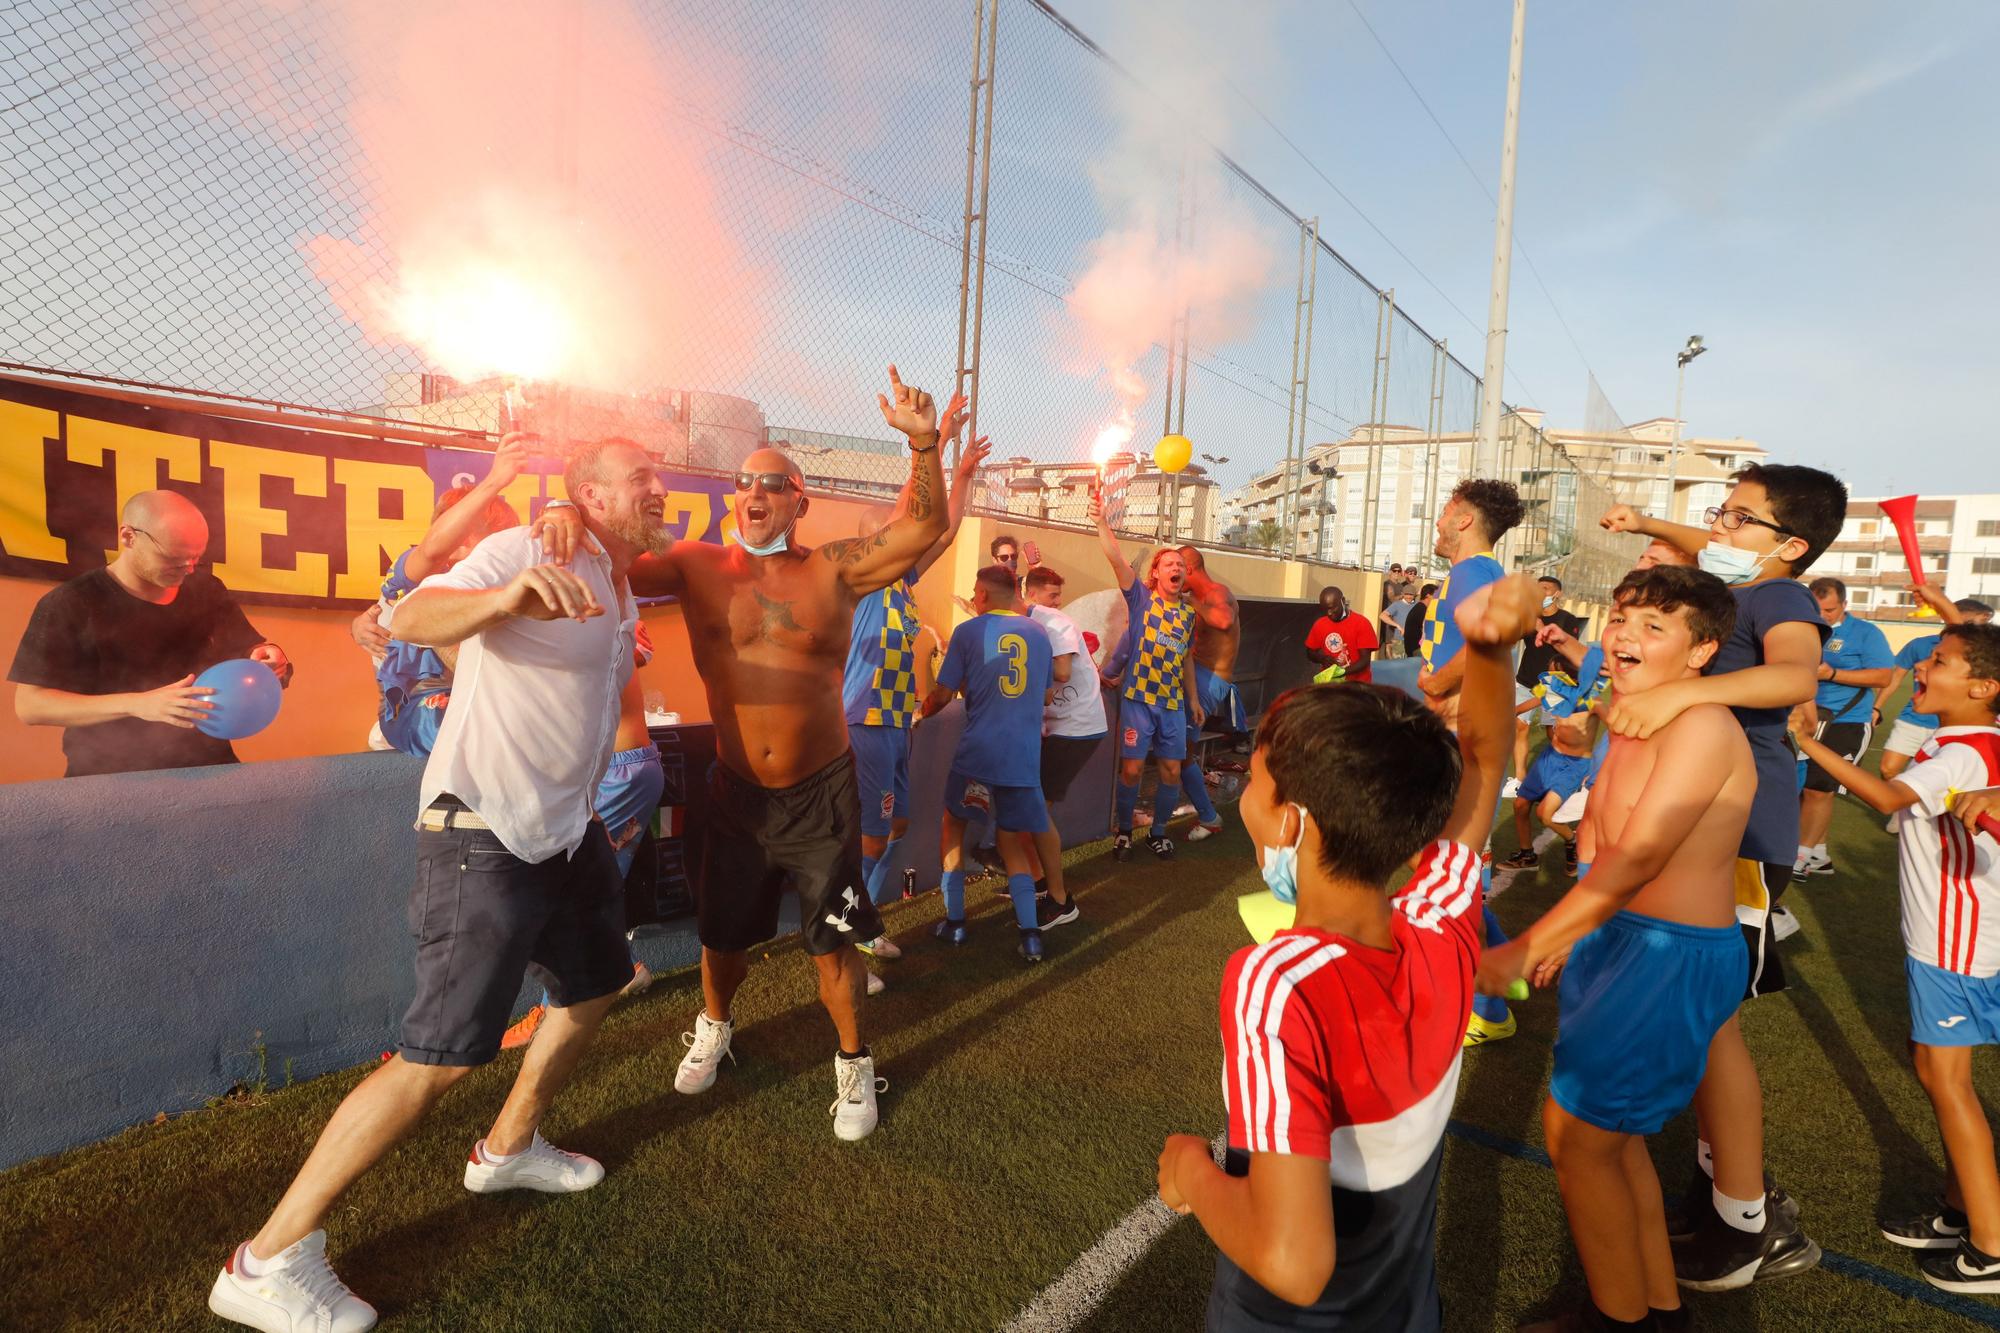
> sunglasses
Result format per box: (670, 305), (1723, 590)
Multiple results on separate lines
(734, 471), (800, 494)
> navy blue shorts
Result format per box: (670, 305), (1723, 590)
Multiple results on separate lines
(848, 722), (912, 838)
(401, 813), (630, 1067)
(1119, 695), (1186, 761)
(1520, 746), (1593, 805)
(945, 769), (1050, 833)
(1908, 957), (2000, 1047)
(1552, 911), (1746, 1134)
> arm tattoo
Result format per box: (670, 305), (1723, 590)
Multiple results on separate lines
(819, 527), (892, 569)
(907, 451), (937, 520)
(754, 588), (804, 636)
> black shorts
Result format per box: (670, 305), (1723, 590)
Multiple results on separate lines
(1741, 859), (1792, 1000)
(1802, 721), (1872, 793)
(400, 812), (630, 1067)
(1040, 734), (1103, 802)
(697, 752), (884, 956)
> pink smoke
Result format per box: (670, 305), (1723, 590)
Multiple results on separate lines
(295, 0), (764, 392)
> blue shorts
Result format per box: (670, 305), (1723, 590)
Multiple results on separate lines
(848, 722), (912, 838)
(944, 769), (1049, 834)
(1520, 747), (1593, 805)
(1552, 911), (1746, 1135)
(597, 744), (665, 877)
(1907, 957), (2000, 1047)
(1119, 695), (1186, 761)
(380, 688), (449, 759)
(1194, 666), (1247, 734)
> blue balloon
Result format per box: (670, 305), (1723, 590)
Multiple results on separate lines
(193, 658), (284, 740)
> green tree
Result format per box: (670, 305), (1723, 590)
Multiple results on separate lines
(1250, 519), (1284, 551)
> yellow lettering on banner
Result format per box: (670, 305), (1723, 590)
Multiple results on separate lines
(663, 491), (712, 542)
(497, 473), (539, 521)
(207, 440), (330, 597)
(65, 415), (203, 561)
(332, 457), (434, 601)
(0, 400), (67, 562)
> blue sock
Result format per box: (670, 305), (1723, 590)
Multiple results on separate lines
(1152, 783), (1179, 833)
(1472, 902), (1512, 1022)
(864, 839), (902, 906)
(1182, 760), (1219, 824)
(941, 867), (966, 921)
(1115, 780), (1140, 833)
(1007, 872), (1039, 931)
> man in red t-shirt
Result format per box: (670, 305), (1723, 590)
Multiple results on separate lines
(1305, 585), (1379, 683)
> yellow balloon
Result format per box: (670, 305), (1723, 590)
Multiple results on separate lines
(1155, 433), (1192, 474)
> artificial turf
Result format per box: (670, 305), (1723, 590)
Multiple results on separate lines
(4, 698), (1998, 1330)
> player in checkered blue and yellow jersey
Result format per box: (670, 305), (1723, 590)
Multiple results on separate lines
(842, 431), (992, 968)
(1091, 489), (1202, 862)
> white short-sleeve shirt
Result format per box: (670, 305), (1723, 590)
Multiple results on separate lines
(1029, 603), (1107, 739)
(1892, 726), (2000, 976)
(405, 529), (638, 863)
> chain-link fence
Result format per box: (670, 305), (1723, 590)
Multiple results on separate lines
(0, 0), (1643, 594)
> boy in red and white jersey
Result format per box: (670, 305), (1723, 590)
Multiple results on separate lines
(1792, 622), (2000, 1295)
(1155, 574), (1534, 1330)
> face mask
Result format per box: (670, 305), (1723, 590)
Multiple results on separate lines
(1696, 541), (1768, 586)
(1541, 595), (1557, 610)
(734, 516), (796, 557)
(1258, 803), (1308, 905)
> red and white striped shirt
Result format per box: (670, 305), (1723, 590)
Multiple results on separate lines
(1894, 727), (2000, 977)
(1220, 838), (1481, 1187)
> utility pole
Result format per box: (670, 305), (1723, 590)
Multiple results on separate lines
(1474, 0), (1526, 478)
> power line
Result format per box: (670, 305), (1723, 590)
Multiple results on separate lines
(1340, 0), (1600, 387)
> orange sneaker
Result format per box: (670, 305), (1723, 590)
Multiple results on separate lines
(500, 1005), (545, 1051)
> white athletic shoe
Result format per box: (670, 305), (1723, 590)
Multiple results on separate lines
(830, 1053), (886, 1141)
(675, 1013), (735, 1094)
(1502, 778), (1522, 799)
(1187, 820), (1224, 842)
(208, 1231), (377, 1333)
(858, 934), (904, 961)
(463, 1132), (605, 1194)
(1771, 906), (1802, 942)
(621, 961), (654, 997)
(866, 970), (886, 996)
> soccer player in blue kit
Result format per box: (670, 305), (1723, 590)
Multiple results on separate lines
(843, 422), (990, 960)
(1091, 489), (1201, 861)
(921, 564), (1057, 963)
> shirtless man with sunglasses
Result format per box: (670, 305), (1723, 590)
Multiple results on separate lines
(606, 366), (951, 1139)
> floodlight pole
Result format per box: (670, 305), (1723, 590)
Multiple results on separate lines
(1473, 0), (1526, 479)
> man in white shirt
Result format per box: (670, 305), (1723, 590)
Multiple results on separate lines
(209, 438), (670, 1333)
(1022, 565), (1104, 924)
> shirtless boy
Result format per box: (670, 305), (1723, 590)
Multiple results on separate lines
(1480, 566), (1754, 1331)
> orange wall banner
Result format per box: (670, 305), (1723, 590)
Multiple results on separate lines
(0, 375), (740, 607)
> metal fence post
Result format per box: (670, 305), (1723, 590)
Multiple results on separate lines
(952, 0), (1000, 466)
(1360, 288), (1393, 570)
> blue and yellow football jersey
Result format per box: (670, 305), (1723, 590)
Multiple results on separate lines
(1420, 552), (1504, 671)
(844, 577), (923, 728)
(1121, 577), (1194, 710)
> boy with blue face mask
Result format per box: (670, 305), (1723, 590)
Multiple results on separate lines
(1154, 574), (1535, 1332)
(1597, 461), (1844, 1293)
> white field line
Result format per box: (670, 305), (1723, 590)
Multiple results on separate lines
(1001, 1135), (1225, 1333)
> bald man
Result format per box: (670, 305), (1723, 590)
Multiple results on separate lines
(624, 366), (950, 1141)
(10, 490), (291, 776)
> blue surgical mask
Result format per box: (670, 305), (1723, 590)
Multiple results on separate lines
(1257, 804), (1308, 905)
(734, 518), (795, 558)
(1696, 541), (1767, 586)
(1541, 595), (1557, 610)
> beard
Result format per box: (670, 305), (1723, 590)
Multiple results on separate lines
(605, 505), (670, 554)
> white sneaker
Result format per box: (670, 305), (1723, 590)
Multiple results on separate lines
(464, 1131), (605, 1194)
(1502, 778), (1522, 799)
(621, 961), (654, 997)
(858, 934), (903, 961)
(208, 1231), (377, 1333)
(866, 970), (886, 996)
(1771, 906), (1802, 942)
(675, 1012), (734, 1094)
(1187, 820), (1224, 842)
(830, 1053), (885, 1141)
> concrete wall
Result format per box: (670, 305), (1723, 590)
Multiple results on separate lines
(0, 703), (1120, 1169)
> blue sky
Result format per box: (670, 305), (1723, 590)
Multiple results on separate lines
(1054, 0), (1999, 497)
